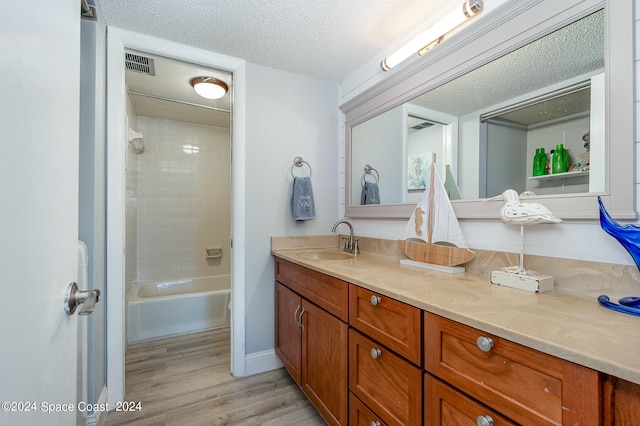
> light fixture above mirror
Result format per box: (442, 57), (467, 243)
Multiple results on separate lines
(381, 0), (484, 71)
(190, 76), (228, 99)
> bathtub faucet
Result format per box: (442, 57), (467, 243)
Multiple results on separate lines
(331, 220), (359, 254)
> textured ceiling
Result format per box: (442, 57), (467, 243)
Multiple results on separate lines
(96, 0), (454, 83)
(411, 9), (604, 118)
(109, 2), (603, 129)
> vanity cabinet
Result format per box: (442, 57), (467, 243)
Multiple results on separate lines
(424, 312), (601, 425)
(274, 258), (349, 426)
(274, 256), (638, 426)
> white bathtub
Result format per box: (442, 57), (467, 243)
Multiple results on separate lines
(127, 275), (230, 343)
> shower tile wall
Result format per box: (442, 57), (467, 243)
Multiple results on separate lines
(132, 116), (231, 283)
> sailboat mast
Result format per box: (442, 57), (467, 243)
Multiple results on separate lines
(427, 162), (435, 245)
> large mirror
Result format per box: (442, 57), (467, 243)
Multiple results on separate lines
(342, 0), (635, 220)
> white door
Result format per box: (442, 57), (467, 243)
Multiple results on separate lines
(0, 1), (81, 425)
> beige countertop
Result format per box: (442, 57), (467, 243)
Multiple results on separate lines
(272, 245), (640, 386)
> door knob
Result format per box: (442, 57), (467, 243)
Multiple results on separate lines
(64, 281), (101, 315)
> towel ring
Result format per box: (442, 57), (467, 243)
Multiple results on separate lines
(361, 164), (379, 186)
(290, 156), (312, 178)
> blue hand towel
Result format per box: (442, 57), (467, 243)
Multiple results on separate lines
(292, 176), (315, 221)
(361, 181), (380, 205)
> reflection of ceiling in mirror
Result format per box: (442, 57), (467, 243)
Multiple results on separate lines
(410, 9), (604, 117)
(494, 88), (591, 126)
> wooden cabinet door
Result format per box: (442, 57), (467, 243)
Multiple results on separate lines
(275, 282), (302, 383)
(301, 299), (349, 426)
(603, 376), (640, 425)
(425, 374), (517, 426)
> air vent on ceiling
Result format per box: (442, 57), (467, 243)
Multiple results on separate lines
(125, 53), (155, 76)
(408, 115), (435, 132)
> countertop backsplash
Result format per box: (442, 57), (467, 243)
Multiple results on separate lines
(272, 234), (640, 300)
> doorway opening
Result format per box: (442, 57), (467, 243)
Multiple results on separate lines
(123, 51), (232, 347)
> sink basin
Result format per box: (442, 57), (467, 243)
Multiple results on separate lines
(296, 250), (354, 261)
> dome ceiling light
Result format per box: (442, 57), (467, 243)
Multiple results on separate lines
(189, 76), (229, 99)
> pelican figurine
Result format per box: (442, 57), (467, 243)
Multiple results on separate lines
(498, 189), (562, 225)
(493, 189), (562, 274)
(599, 197), (640, 270)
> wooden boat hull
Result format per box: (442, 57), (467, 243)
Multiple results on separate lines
(397, 239), (475, 267)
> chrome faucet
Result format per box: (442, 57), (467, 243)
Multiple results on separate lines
(331, 220), (360, 254)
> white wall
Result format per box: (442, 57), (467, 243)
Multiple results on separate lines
(244, 63), (339, 354)
(338, 3), (640, 268)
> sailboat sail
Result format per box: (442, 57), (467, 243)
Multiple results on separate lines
(398, 164), (475, 267)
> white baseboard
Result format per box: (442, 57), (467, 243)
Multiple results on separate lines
(244, 349), (283, 376)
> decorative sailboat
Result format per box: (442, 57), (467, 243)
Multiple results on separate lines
(397, 162), (475, 272)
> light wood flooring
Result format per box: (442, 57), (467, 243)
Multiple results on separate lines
(104, 327), (325, 425)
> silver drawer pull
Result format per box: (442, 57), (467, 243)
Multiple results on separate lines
(293, 304), (301, 326)
(370, 295), (382, 305)
(370, 421), (381, 426)
(476, 336), (494, 352)
(299, 307), (305, 330)
(476, 415), (494, 426)
(370, 348), (382, 359)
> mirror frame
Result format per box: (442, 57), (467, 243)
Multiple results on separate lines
(341, 0), (635, 220)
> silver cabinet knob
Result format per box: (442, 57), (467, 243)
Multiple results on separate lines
(476, 336), (494, 352)
(476, 415), (494, 426)
(370, 295), (381, 305)
(370, 348), (382, 359)
(370, 421), (381, 426)
(64, 281), (101, 315)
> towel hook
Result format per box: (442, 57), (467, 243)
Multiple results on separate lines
(361, 164), (379, 185)
(290, 156), (312, 178)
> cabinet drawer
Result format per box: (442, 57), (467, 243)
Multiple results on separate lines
(425, 374), (516, 426)
(275, 257), (349, 321)
(349, 285), (421, 365)
(349, 329), (422, 426)
(424, 312), (600, 425)
(349, 393), (387, 426)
